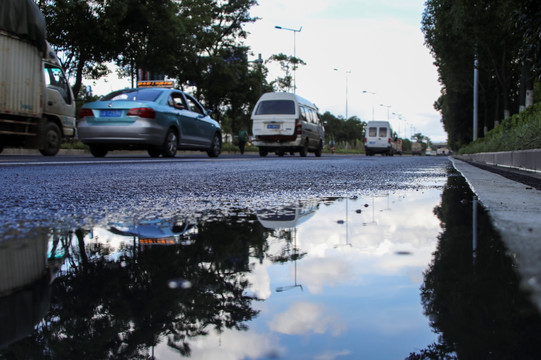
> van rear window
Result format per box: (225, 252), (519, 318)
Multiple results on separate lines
(255, 100), (296, 115)
(368, 127), (377, 137)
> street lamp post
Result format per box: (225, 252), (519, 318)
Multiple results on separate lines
(380, 104), (391, 121)
(392, 112), (402, 137)
(334, 69), (351, 120)
(362, 90), (376, 120)
(275, 25), (302, 94)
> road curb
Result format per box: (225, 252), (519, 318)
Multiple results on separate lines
(451, 157), (541, 314)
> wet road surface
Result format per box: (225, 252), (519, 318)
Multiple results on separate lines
(1, 154), (540, 359)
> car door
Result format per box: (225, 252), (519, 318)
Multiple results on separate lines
(184, 94), (214, 147)
(169, 91), (199, 146)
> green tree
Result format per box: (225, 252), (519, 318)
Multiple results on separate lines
(266, 53), (306, 92)
(39, 0), (122, 98)
(422, 0), (527, 150)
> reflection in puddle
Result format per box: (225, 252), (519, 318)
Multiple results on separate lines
(1, 168), (540, 359)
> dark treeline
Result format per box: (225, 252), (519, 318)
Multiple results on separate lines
(422, 0), (541, 150)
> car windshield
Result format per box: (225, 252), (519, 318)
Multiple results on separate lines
(100, 89), (163, 102)
(255, 100), (296, 115)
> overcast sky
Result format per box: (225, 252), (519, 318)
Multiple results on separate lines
(243, 0), (447, 142)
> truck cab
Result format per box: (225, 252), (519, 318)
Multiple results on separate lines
(0, 0), (76, 156)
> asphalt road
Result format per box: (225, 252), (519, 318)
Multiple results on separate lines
(0, 153), (450, 232)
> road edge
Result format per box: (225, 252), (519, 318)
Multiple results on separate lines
(451, 157), (541, 313)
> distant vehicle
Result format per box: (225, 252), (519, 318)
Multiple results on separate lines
(77, 81), (222, 158)
(436, 147), (450, 155)
(411, 142), (423, 155)
(251, 92), (325, 157)
(364, 121), (397, 156)
(0, 0), (76, 156)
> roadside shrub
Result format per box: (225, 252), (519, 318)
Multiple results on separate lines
(459, 103), (541, 154)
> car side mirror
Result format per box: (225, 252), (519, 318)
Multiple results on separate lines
(206, 109), (213, 116)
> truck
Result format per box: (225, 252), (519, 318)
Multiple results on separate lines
(0, 0), (76, 156)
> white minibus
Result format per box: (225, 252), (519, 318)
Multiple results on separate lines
(364, 120), (396, 156)
(251, 92), (325, 157)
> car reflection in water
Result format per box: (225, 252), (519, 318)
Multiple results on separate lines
(107, 217), (197, 247)
(2, 174), (541, 359)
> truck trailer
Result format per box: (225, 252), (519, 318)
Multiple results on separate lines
(0, 0), (75, 155)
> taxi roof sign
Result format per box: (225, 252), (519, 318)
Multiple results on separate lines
(137, 80), (176, 88)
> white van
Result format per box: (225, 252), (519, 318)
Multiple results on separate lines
(251, 92), (325, 157)
(364, 121), (396, 156)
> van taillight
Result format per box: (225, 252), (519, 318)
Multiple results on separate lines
(295, 119), (302, 135)
(78, 108), (93, 119)
(388, 138), (391, 144)
(127, 107), (156, 118)
(364, 137), (367, 143)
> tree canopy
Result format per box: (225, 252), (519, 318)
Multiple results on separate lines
(38, 0), (263, 132)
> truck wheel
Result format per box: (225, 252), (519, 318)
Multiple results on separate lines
(39, 122), (62, 156)
(162, 129), (178, 158)
(258, 148), (268, 157)
(89, 145), (108, 157)
(207, 132), (221, 158)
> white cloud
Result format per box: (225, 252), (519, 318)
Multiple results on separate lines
(269, 302), (346, 336)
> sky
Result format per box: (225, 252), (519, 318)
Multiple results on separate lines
(243, 0), (447, 142)
(92, 0), (447, 142)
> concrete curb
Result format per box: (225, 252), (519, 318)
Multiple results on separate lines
(451, 157), (541, 313)
(455, 149), (541, 173)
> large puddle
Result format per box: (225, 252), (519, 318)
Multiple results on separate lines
(1, 166), (540, 359)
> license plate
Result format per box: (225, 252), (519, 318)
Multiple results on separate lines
(369, 141), (375, 145)
(100, 109), (122, 117)
(267, 124), (280, 129)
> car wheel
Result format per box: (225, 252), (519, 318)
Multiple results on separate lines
(314, 140), (323, 157)
(207, 133), (221, 158)
(162, 129), (178, 158)
(39, 122), (61, 156)
(299, 139), (308, 157)
(89, 145), (108, 157)
(148, 147), (161, 157)
(258, 147), (268, 157)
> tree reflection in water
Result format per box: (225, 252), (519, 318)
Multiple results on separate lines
(1, 212), (270, 359)
(408, 170), (541, 359)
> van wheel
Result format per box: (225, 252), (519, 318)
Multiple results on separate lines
(277, 150), (285, 157)
(314, 141), (323, 157)
(299, 140), (308, 157)
(39, 122), (62, 156)
(258, 148), (268, 157)
(89, 145), (108, 157)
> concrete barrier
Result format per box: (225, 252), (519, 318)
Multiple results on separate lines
(456, 149), (541, 173)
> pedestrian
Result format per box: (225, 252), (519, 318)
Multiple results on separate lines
(238, 127), (248, 154)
